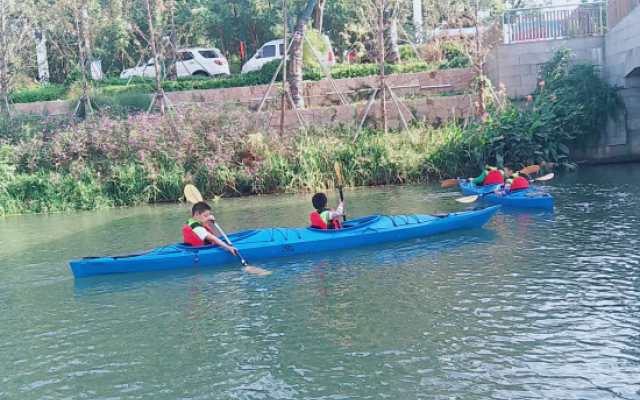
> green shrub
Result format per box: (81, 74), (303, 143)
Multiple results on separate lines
(9, 85), (68, 103)
(399, 44), (418, 62)
(93, 92), (152, 112)
(532, 50), (622, 139)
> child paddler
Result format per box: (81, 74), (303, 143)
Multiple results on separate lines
(493, 164), (531, 196)
(468, 157), (505, 186)
(310, 193), (346, 230)
(182, 202), (239, 255)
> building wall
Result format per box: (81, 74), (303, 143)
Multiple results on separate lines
(486, 37), (605, 98)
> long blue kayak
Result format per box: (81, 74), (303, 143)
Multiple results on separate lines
(460, 181), (553, 210)
(69, 206), (500, 278)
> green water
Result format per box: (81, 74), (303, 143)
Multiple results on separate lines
(1, 164), (640, 399)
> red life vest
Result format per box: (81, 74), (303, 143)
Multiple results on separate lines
(483, 168), (505, 185)
(310, 209), (342, 230)
(182, 219), (215, 246)
(510, 176), (530, 191)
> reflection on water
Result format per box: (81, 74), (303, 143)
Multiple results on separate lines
(1, 163), (640, 399)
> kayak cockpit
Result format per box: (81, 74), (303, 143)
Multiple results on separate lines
(306, 215), (381, 232)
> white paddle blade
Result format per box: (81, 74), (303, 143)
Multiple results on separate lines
(184, 184), (204, 204)
(456, 195), (479, 204)
(535, 173), (555, 182)
(244, 266), (273, 276)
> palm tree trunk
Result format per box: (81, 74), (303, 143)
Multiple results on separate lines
(75, 5), (92, 117)
(35, 27), (50, 83)
(314, 0), (326, 32)
(145, 0), (165, 114)
(383, 2), (400, 65)
(0, 0), (9, 115)
(289, 0), (318, 110)
(379, 0), (387, 133)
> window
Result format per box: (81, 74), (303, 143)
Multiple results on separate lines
(178, 52), (194, 61)
(198, 50), (219, 59)
(279, 44), (284, 56)
(261, 45), (276, 58)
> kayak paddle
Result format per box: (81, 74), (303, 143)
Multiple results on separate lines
(519, 165), (540, 175)
(454, 173), (555, 204)
(441, 179), (461, 188)
(183, 185), (272, 276)
(334, 161), (347, 222)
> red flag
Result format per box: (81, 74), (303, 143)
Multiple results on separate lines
(240, 41), (245, 59)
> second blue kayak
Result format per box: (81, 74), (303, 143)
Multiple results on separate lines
(69, 206), (501, 278)
(460, 181), (553, 210)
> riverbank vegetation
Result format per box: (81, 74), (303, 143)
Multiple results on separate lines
(0, 51), (622, 216)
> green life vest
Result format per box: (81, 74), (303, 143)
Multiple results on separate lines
(506, 172), (520, 184)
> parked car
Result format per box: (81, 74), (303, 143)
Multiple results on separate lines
(241, 35), (336, 74)
(120, 47), (230, 79)
(344, 39), (410, 64)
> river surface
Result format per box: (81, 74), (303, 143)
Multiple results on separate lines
(1, 163), (640, 400)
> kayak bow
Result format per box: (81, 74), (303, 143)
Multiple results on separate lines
(69, 206), (500, 278)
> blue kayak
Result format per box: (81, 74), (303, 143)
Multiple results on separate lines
(69, 206), (501, 278)
(460, 181), (553, 210)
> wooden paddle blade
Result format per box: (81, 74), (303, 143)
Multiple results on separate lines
(455, 195), (479, 204)
(520, 165), (540, 175)
(244, 266), (273, 276)
(441, 179), (461, 188)
(334, 161), (343, 187)
(535, 173), (555, 182)
(184, 184), (204, 204)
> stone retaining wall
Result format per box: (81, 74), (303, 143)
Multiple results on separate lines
(267, 94), (478, 130)
(11, 68), (474, 116)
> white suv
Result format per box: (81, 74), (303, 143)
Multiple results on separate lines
(120, 48), (230, 79)
(241, 36), (336, 74)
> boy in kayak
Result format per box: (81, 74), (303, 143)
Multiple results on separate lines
(468, 157), (505, 186)
(182, 202), (238, 255)
(310, 193), (346, 230)
(493, 164), (531, 196)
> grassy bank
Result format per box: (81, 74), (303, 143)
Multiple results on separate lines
(0, 101), (570, 216)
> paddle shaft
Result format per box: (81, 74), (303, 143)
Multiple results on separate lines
(338, 186), (347, 222)
(213, 222), (249, 267)
(334, 162), (347, 222)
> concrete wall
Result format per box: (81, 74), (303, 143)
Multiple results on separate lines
(604, 5), (640, 87)
(571, 6), (640, 163)
(486, 37), (605, 98)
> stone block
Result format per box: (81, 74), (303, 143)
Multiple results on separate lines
(519, 52), (551, 66)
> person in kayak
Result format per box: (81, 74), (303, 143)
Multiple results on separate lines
(182, 202), (239, 255)
(310, 193), (345, 230)
(493, 164), (531, 196)
(468, 157), (505, 186)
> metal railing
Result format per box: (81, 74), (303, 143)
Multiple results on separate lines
(502, 3), (605, 44)
(607, 0), (640, 29)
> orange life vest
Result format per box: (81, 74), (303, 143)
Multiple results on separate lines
(310, 209), (342, 230)
(182, 219), (215, 246)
